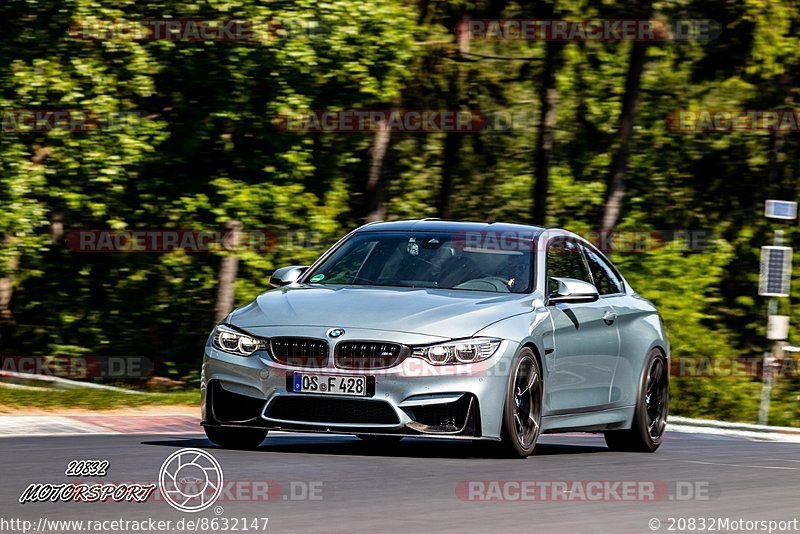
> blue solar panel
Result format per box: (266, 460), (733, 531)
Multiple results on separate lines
(759, 246), (792, 297)
(775, 204), (791, 217)
(765, 200), (797, 220)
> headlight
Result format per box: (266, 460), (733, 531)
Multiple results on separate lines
(212, 325), (267, 356)
(411, 338), (502, 365)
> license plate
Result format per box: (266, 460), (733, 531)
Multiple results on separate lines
(292, 373), (367, 397)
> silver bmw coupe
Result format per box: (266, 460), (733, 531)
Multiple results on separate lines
(201, 220), (669, 457)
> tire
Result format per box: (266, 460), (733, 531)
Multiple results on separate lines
(499, 348), (543, 458)
(356, 435), (403, 444)
(605, 349), (668, 452)
(204, 426), (268, 450)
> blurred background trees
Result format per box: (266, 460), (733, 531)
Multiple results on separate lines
(1, 0), (799, 423)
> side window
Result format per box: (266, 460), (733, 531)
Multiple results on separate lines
(583, 246), (624, 295)
(546, 238), (591, 294)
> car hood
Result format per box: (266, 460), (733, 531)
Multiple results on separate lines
(228, 284), (534, 339)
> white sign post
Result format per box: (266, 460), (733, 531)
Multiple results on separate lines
(758, 201), (796, 425)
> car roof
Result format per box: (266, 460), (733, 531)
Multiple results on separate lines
(355, 219), (549, 236)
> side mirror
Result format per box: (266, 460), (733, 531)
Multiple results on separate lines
(547, 277), (599, 304)
(269, 265), (309, 288)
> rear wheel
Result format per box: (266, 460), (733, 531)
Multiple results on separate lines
(204, 426), (268, 450)
(605, 349), (668, 452)
(499, 348), (543, 458)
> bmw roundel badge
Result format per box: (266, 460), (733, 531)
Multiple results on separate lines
(327, 328), (345, 338)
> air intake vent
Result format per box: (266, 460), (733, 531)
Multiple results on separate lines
(267, 397), (399, 425)
(335, 342), (406, 370)
(270, 337), (329, 367)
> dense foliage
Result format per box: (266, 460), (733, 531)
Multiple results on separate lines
(1, 0), (799, 423)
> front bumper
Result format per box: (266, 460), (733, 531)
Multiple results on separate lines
(201, 329), (515, 440)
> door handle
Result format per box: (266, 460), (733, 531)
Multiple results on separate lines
(602, 311), (617, 325)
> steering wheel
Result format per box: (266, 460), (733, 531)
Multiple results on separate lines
(453, 276), (512, 292)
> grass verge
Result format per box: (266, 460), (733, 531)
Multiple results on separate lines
(0, 386), (200, 411)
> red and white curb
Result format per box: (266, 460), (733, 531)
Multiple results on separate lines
(1, 414), (800, 442)
(668, 416), (800, 444)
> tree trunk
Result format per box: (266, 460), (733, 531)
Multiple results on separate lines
(438, 132), (462, 219)
(0, 244), (18, 325)
(214, 220), (242, 324)
(437, 18), (469, 219)
(532, 41), (560, 225)
(600, 0), (654, 235)
(364, 119), (392, 222)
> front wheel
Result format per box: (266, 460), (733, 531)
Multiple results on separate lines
(499, 348), (543, 458)
(204, 426), (268, 450)
(605, 349), (668, 452)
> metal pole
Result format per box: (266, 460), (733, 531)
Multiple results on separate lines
(758, 230), (786, 425)
(758, 351), (772, 425)
(772, 231), (786, 364)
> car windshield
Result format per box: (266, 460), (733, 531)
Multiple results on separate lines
(305, 231), (533, 293)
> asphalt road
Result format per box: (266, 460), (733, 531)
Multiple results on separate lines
(1, 431), (799, 534)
